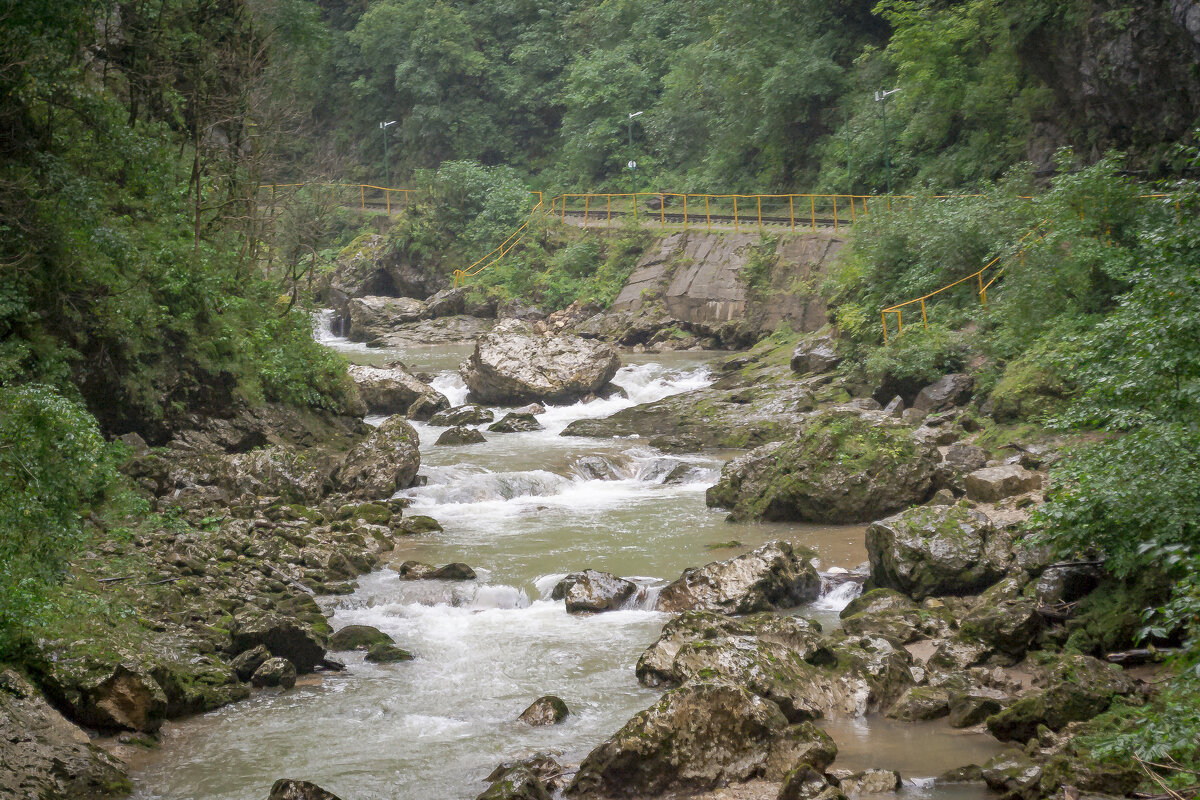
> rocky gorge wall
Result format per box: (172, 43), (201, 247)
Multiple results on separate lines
(610, 230), (842, 337)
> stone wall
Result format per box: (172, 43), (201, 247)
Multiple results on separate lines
(611, 230), (843, 335)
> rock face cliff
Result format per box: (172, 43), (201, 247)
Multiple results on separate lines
(609, 231), (841, 338)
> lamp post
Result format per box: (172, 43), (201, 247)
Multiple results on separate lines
(379, 120), (396, 187)
(627, 111), (643, 208)
(874, 88), (899, 195)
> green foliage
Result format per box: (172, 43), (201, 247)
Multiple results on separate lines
(0, 385), (119, 656)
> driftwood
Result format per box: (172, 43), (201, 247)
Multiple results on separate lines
(1106, 648), (1179, 666)
(1037, 600), (1079, 621)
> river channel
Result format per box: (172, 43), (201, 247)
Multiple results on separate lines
(128, 319), (1004, 800)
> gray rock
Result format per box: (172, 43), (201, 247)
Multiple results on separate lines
(552, 570), (638, 613)
(488, 413), (543, 433)
(329, 625), (394, 652)
(346, 295), (428, 341)
(231, 613), (327, 673)
(882, 396), (904, 416)
(791, 332), (841, 375)
(566, 682), (836, 797)
(333, 416), (421, 500)
(0, 669), (130, 799)
(230, 644), (272, 681)
(706, 411), (939, 524)
(837, 770), (903, 794)
(398, 561), (477, 580)
(436, 426), (486, 446)
(943, 443), (987, 472)
(251, 658), (296, 689)
(866, 504), (1009, 600)
(461, 320), (621, 405)
(518, 695), (570, 726)
(425, 287), (467, 318)
(913, 374), (974, 414)
(478, 766), (550, 800)
(636, 613), (913, 720)
(407, 392), (451, 421)
(347, 363), (447, 416)
(964, 465), (1042, 503)
(365, 643), (414, 663)
(268, 779), (343, 800)
(986, 655), (1135, 742)
(657, 541), (821, 614)
(886, 686), (950, 721)
(484, 754), (563, 795)
(430, 405), (495, 426)
(779, 766), (840, 800)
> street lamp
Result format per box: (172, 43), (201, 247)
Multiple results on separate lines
(379, 120), (396, 187)
(874, 88), (899, 195)
(627, 111), (643, 203)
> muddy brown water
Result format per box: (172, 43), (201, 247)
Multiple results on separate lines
(126, 320), (1004, 800)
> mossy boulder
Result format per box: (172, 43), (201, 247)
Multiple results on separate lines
(656, 541), (821, 615)
(333, 416), (421, 500)
(477, 766), (550, 800)
(518, 695), (570, 726)
(488, 413), (543, 433)
(958, 576), (1041, 660)
(706, 411), (938, 523)
(885, 686), (951, 721)
(329, 625), (394, 652)
(229, 612), (327, 674)
(986, 655), (1136, 742)
(269, 778), (344, 800)
(636, 612), (914, 720)
(393, 515), (443, 536)
(365, 643), (415, 664)
(436, 426), (487, 446)
(250, 658), (296, 689)
(866, 503), (1010, 600)
(566, 682), (835, 798)
(552, 570), (639, 613)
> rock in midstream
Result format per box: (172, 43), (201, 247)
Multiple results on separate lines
(656, 541), (821, 614)
(636, 611), (915, 720)
(346, 362), (448, 417)
(332, 416), (421, 500)
(566, 681), (837, 798)
(461, 319), (621, 404)
(705, 409), (939, 523)
(552, 570), (639, 613)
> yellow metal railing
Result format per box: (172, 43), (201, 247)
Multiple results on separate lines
(545, 192), (883, 233)
(264, 182), (416, 215)
(880, 222), (1052, 343)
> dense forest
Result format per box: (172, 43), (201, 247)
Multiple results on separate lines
(2, 0), (1200, 796)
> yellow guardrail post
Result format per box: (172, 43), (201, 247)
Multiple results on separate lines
(583, 194), (590, 229)
(660, 195), (665, 228)
(733, 196), (739, 231)
(757, 196), (763, 232)
(789, 196), (795, 231)
(705, 195), (711, 231)
(810, 196), (816, 231)
(683, 194), (688, 228)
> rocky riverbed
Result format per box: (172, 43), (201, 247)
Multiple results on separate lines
(1, 313), (1155, 800)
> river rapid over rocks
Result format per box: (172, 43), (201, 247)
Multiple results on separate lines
(123, 316), (1007, 800)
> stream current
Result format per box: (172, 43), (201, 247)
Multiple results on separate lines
(128, 315), (1003, 800)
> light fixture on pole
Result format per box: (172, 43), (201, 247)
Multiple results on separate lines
(873, 88), (899, 195)
(379, 120), (396, 188)
(627, 111), (643, 201)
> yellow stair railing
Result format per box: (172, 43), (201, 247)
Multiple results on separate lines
(880, 222), (1052, 343)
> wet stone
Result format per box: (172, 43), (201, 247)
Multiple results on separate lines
(518, 695), (570, 726)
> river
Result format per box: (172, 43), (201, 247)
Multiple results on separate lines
(127, 316), (1003, 800)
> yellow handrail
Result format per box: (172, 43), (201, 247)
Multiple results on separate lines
(880, 222), (1051, 343)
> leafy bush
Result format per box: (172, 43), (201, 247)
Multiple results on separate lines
(0, 385), (118, 655)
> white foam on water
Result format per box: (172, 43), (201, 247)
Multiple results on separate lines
(813, 578), (863, 612)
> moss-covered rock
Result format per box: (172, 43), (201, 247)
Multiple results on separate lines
(332, 416), (421, 500)
(329, 625), (394, 652)
(958, 576), (1041, 660)
(393, 515), (443, 536)
(365, 643), (414, 664)
(656, 541), (821, 615)
(706, 410), (938, 523)
(886, 686), (951, 721)
(566, 682), (835, 798)
(866, 503), (1010, 600)
(986, 655), (1136, 742)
